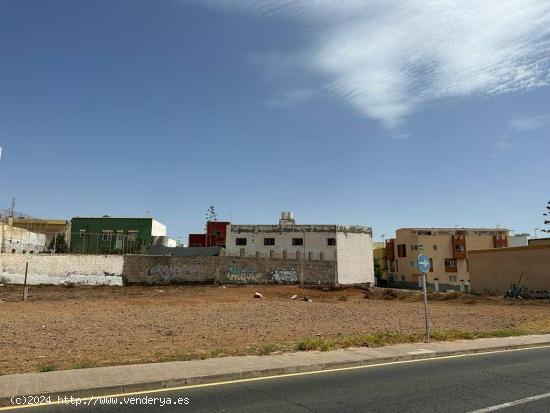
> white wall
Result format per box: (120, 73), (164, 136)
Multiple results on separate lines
(336, 229), (374, 284)
(0, 223), (46, 253)
(151, 220), (167, 237)
(0, 254), (123, 286)
(226, 225), (338, 260)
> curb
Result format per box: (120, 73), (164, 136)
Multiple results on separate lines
(2, 340), (550, 408)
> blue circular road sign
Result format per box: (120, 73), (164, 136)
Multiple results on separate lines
(417, 254), (431, 273)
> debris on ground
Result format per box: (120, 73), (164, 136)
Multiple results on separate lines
(290, 295), (298, 300)
(302, 297), (312, 302)
(254, 292), (263, 299)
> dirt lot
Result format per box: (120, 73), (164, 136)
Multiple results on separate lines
(1, 284), (550, 375)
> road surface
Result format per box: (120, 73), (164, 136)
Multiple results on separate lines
(10, 346), (550, 412)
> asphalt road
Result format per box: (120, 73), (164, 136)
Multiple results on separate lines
(14, 346), (550, 413)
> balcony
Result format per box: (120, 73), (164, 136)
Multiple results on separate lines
(452, 231), (467, 259)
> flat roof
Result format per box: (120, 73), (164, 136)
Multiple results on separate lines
(396, 227), (509, 231)
(72, 217), (156, 219)
(469, 244), (550, 254)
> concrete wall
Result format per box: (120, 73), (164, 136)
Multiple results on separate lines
(0, 224), (46, 254)
(0, 253), (337, 286)
(469, 245), (550, 294)
(0, 253), (123, 285)
(122, 255), (337, 285)
(336, 229), (374, 284)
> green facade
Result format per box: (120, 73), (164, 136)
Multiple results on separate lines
(70, 217), (156, 254)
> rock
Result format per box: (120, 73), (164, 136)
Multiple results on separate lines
(291, 295), (298, 300)
(302, 297), (312, 302)
(254, 292), (263, 299)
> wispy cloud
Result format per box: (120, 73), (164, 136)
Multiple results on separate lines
(509, 114), (550, 131)
(199, 0), (550, 128)
(265, 88), (317, 108)
(493, 134), (513, 154)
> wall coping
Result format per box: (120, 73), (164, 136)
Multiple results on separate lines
(469, 245), (550, 254)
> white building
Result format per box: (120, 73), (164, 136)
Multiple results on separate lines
(226, 212), (374, 285)
(508, 233), (529, 248)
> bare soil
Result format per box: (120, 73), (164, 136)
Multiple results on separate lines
(1, 285), (549, 375)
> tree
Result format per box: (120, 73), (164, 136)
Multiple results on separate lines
(543, 200), (550, 234)
(49, 233), (69, 253)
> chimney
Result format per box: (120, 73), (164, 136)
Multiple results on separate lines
(279, 211), (296, 226)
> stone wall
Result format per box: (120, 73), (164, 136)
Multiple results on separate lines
(122, 255), (337, 285)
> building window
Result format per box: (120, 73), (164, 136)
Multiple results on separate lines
(79, 230), (86, 238)
(429, 258), (433, 272)
(128, 231), (138, 240)
(445, 259), (457, 272)
(102, 231), (113, 241)
(116, 230), (123, 241)
(445, 259), (457, 267)
(327, 238), (336, 246)
(455, 244), (465, 253)
(213, 230), (222, 237)
(292, 238), (304, 246)
(264, 238), (275, 246)
(449, 275), (457, 282)
(433, 244), (437, 250)
(236, 238), (247, 246)
(401, 275), (406, 281)
(397, 244), (407, 257)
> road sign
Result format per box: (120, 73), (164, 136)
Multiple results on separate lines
(417, 254), (431, 273)
(416, 254), (431, 341)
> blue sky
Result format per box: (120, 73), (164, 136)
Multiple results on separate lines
(0, 0), (549, 241)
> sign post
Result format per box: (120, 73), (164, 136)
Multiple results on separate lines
(416, 254), (431, 340)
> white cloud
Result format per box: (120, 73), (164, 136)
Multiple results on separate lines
(200, 0), (550, 128)
(509, 114), (550, 131)
(493, 135), (513, 154)
(265, 88), (317, 107)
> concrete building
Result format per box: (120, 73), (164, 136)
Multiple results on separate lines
(529, 237), (550, 247)
(385, 227), (509, 291)
(225, 212), (373, 285)
(70, 216), (169, 254)
(10, 217), (70, 247)
(508, 233), (529, 248)
(0, 222), (46, 254)
(372, 242), (388, 280)
(188, 221), (230, 248)
(469, 245), (550, 294)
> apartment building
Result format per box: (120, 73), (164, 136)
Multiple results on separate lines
(385, 227), (509, 291)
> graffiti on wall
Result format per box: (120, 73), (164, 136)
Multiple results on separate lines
(227, 266), (261, 282)
(148, 264), (200, 282)
(269, 268), (298, 283)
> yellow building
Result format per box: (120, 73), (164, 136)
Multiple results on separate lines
(372, 242), (388, 278)
(385, 228), (509, 291)
(10, 217), (70, 246)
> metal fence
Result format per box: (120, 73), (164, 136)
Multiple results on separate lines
(68, 232), (145, 255)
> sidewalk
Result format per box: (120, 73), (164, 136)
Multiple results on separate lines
(2, 334), (550, 407)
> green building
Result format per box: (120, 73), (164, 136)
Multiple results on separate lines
(69, 216), (167, 254)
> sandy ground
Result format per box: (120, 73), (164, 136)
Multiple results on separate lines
(1, 284), (550, 375)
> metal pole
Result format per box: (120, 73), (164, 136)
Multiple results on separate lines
(22, 261), (29, 301)
(422, 272), (429, 340)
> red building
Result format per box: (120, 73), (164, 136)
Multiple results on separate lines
(188, 233), (206, 247)
(188, 221), (229, 247)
